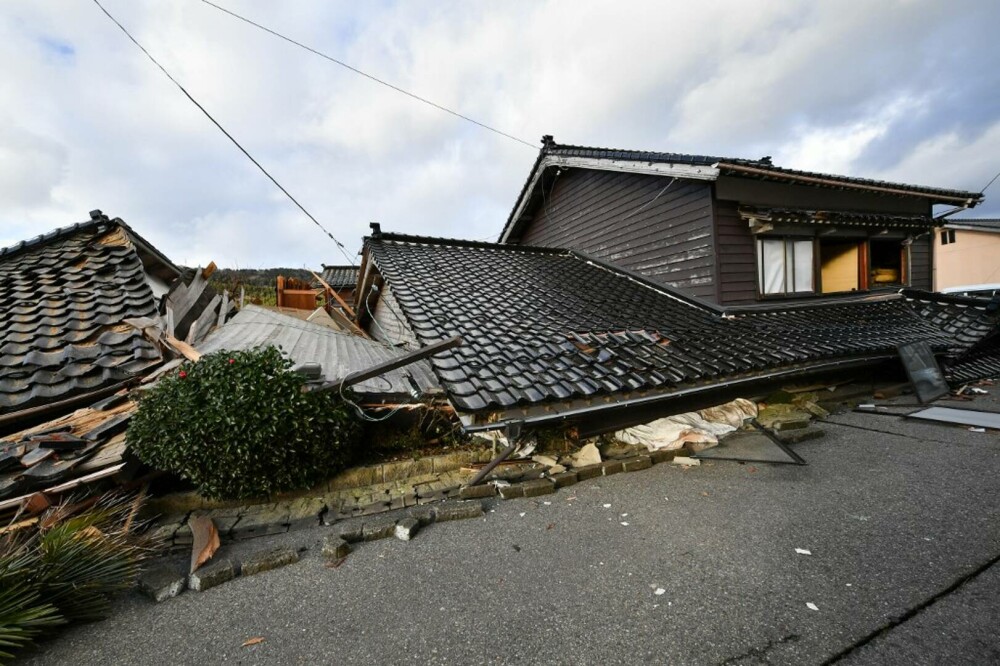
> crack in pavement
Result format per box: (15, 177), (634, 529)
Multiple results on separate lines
(820, 552), (1000, 664)
(718, 634), (800, 665)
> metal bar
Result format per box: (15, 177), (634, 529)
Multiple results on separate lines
(749, 419), (807, 465)
(466, 441), (519, 487)
(322, 335), (462, 390)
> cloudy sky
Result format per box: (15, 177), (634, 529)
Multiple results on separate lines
(2, 0), (999, 268)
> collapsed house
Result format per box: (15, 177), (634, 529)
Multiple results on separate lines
(0, 212), (230, 506)
(354, 228), (1000, 435)
(500, 137), (984, 306)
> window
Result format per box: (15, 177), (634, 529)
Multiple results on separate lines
(940, 229), (956, 245)
(757, 239), (814, 295)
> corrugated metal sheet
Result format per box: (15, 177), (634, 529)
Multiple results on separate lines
(197, 305), (439, 398)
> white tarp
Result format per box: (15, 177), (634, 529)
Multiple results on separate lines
(614, 398), (758, 452)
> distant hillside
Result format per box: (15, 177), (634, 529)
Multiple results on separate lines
(211, 267), (315, 287)
(205, 267), (316, 307)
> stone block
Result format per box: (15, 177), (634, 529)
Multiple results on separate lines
(322, 535), (351, 561)
(431, 451), (477, 473)
(332, 519), (365, 542)
(649, 448), (681, 464)
(285, 497), (326, 523)
(776, 426), (824, 444)
(407, 506), (436, 526)
(550, 471), (578, 488)
(382, 458), (435, 483)
(498, 483), (524, 500)
(574, 464), (603, 481)
(229, 507), (290, 540)
(459, 484), (497, 499)
(601, 460), (624, 476)
(621, 455), (652, 472)
(328, 465), (382, 491)
(416, 490), (446, 504)
(240, 547), (300, 576)
(138, 565), (187, 603)
(521, 479), (555, 497)
(359, 501), (391, 516)
(362, 518), (397, 541)
(188, 559), (236, 592)
(172, 523), (193, 546)
(433, 501), (484, 522)
(395, 517), (420, 541)
(773, 417), (810, 431)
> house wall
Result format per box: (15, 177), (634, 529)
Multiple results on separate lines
(368, 285), (418, 347)
(933, 229), (1000, 290)
(517, 169), (718, 300)
(909, 235), (933, 290)
(712, 199), (758, 305)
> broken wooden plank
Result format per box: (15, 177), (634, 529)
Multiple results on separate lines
(311, 270), (357, 319)
(202, 261), (217, 280)
(217, 290), (230, 328)
(164, 336), (202, 362)
(188, 293), (222, 346)
(0, 463), (126, 513)
(325, 305), (370, 338)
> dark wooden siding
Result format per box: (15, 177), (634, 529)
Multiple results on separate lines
(909, 235), (932, 290)
(518, 169), (717, 301)
(712, 199), (758, 305)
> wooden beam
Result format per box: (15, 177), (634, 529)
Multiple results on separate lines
(201, 261), (217, 280)
(164, 336), (202, 362)
(311, 270), (357, 319)
(323, 335), (462, 390)
(326, 306), (370, 338)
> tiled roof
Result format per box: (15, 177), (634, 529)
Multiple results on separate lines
(0, 218), (163, 414)
(197, 305), (439, 399)
(501, 138), (982, 241)
(319, 265), (358, 289)
(738, 206), (933, 229)
(363, 233), (993, 416)
(943, 218), (1000, 233)
(542, 141), (982, 200)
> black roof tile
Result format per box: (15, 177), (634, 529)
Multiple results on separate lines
(364, 234), (1000, 416)
(0, 218), (163, 415)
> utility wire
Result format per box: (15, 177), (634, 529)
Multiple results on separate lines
(980, 167), (1000, 196)
(200, 0), (537, 151)
(92, 0), (358, 267)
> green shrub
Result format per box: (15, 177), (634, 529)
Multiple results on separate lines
(128, 346), (361, 500)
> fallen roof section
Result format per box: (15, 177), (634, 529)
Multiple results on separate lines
(197, 305), (439, 399)
(360, 231), (998, 430)
(319, 265), (359, 290)
(0, 212), (171, 418)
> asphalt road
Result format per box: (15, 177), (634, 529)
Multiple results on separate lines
(22, 395), (1000, 665)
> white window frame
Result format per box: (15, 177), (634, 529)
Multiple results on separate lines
(757, 238), (815, 296)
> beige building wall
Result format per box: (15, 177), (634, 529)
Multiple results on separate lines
(934, 229), (1000, 290)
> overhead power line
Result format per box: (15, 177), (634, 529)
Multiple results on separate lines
(91, 0), (358, 267)
(200, 0), (537, 151)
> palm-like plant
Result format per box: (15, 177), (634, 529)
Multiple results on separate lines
(0, 493), (162, 662)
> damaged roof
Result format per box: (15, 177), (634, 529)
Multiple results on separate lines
(362, 233), (998, 419)
(501, 137), (983, 242)
(0, 212), (171, 416)
(197, 305), (439, 399)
